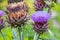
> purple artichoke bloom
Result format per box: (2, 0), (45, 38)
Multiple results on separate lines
(0, 10), (4, 17)
(31, 11), (50, 23)
(31, 11), (50, 34)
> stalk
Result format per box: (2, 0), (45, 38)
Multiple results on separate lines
(34, 33), (41, 40)
(0, 31), (5, 40)
(12, 28), (18, 40)
(18, 26), (24, 40)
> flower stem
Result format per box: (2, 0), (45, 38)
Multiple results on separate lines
(0, 31), (5, 40)
(34, 33), (37, 40)
(34, 33), (41, 40)
(37, 34), (40, 40)
(18, 26), (24, 40)
(48, 29), (56, 40)
(12, 28), (18, 40)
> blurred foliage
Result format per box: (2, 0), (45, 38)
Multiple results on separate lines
(0, 0), (60, 40)
(0, 0), (3, 2)
(0, 0), (7, 10)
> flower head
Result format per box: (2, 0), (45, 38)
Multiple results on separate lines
(0, 11), (4, 17)
(31, 11), (50, 23)
(31, 11), (50, 34)
(0, 18), (5, 30)
(34, 0), (47, 11)
(5, 2), (28, 27)
(7, 10), (28, 27)
(6, 2), (28, 13)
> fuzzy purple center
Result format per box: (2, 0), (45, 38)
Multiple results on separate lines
(0, 11), (4, 16)
(31, 11), (50, 23)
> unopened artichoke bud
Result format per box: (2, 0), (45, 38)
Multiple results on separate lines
(31, 11), (50, 34)
(0, 18), (5, 30)
(34, 0), (47, 11)
(6, 2), (28, 13)
(5, 2), (29, 27)
(6, 10), (28, 27)
(8, 0), (23, 4)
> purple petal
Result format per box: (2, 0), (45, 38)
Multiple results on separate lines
(0, 10), (4, 16)
(31, 11), (50, 23)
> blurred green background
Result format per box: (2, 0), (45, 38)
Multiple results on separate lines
(0, 0), (60, 40)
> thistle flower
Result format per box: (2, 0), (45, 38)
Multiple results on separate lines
(0, 11), (4, 30)
(0, 11), (4, 17)
(31, 11), (50, 34)
(34, 0), (48, 11)
(5, 2), (28, 27)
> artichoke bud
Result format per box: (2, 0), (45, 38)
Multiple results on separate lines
(6, 2), (29, 27)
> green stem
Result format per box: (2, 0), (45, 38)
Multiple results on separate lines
(21, 31), (23, 40)
(12, 28), (18, 40)
(0, 31), (5, 40)
(48, 29), (56, 40)
(37, 34), (40, 40)
(18, 26), (24, 40)
(34, 33), (37, 40)
(34, 33), (41, 40)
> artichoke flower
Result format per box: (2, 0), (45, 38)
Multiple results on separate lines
(0, 11), (4, 17)
(0, 11), (4, 30)
(5, 1), (28, 27)
(5, 1), (29, 40)
(34, 0), (48, 11)
(31, 11), (50, 34)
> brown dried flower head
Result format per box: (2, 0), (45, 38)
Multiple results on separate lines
(5, 2), (29, 27)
